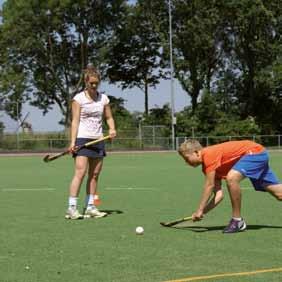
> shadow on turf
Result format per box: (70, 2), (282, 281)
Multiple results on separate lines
(101, 209), (124, 215)
(170, 225), (282, 232)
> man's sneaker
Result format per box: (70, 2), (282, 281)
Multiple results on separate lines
(223, 218), (247, 233)
(65, 208), (84, 220)
(84, 207), (107, 218)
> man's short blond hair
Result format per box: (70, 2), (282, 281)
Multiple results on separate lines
(178, 139), (203, 155)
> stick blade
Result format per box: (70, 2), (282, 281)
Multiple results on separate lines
(43, 155), (51, 162)
(43, 151), (67, 163)
(160, 221), (175, 227)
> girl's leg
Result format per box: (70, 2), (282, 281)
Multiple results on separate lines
(69, 156), (88, 197)
(66, 156), (88, 219)
(86, 158), (103, 196)
(84, 158), (107, 218)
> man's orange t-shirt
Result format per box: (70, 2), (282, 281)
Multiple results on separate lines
(201, 140), (265, 179)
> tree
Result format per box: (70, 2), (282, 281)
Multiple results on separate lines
(159, 0), (224, 112)
(144, 104), (171, 136)
(0, 121), (4, 134)
(0, 8), (29, 120)
(193, 91), (222, 134)
(175, 87), (261, 137)
(212, 116), (260, 136)
(0, 0), (127, 127)
(107, 0), (167, 116)
(174, 106), (198, 137)
(106, 95), (135, 131)
(221, 0), (280, 120)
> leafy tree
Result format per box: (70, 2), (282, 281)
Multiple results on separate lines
(221, 0), (280, 120)
(159, 0), (224, 112)
(144, 104), (171, 136)
(0, 10), (29, 120)
(213, 69), (241, 116)
(0, 0), (127, 127)
(212, 116), (260, 136)
(1, 0), (281, 136)
(106, 95), (135, 131)
(107, 0), (167, 115)
(176, 107), (200, 137)
(0, 121), (4, 134)
(145, 104), (171, 124)
(176, 90), (261, 137)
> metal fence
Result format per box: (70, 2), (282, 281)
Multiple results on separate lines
(176, 135), (282, 150)
(0, 133), (173, 152)
(0, 133), (282, 152)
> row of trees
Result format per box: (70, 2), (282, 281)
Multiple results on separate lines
(0, 0), (281, 137)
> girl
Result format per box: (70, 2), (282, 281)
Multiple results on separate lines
(65, 66), (116, 219)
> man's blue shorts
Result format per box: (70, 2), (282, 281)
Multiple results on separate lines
(232, 151), (280, 192)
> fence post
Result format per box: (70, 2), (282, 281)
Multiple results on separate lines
(153, 126), (155, 146)
(139, 123), (142, 149)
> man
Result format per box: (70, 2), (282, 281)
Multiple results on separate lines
(178, 139), (282, 233)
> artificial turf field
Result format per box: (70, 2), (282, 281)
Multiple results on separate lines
(0, 151), (282, 282)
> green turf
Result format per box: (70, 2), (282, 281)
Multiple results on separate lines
(0, 152), (282, 282)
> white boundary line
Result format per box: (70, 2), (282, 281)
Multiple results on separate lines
(105, 187), (158, 191)
(105, 186), (253, 191)
(1, 188), (55, 192)
(0, 186), (253, 192)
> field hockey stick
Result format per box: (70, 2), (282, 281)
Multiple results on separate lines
(160, 215), (193, 227)
(43, 135), (111, 163)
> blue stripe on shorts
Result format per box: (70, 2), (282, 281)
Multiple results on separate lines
(73, 138), (106, 159)
(232, 151), (280, 191)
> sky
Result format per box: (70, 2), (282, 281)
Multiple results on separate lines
(0, 0), (191, 132)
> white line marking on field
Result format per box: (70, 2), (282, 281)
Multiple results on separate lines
(1, 188), (55, 192)
(105, 187), (158, 191)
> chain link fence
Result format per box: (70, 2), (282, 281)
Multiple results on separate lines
(0, 131), (282, 152)
(176, 135), (282, 150)
(0, 124), (172, 152)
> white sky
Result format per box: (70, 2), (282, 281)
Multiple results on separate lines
(0, 0), (191, 132)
